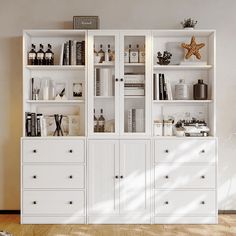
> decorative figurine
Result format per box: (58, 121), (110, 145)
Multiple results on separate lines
(181, 36), (205, 60)
(157, 51), (172, 65)
(181, 18), (198, 29)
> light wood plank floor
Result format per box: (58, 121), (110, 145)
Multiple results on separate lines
(0, 215), (235, 236)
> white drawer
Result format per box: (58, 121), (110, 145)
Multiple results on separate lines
(22, 139), (85, 163)
(23, 190), (85, 215)
(155, 139), (216, 163)
(155, 190), (216, 216)
(155, 165), (216, 189)
(23, 165), (85, 189)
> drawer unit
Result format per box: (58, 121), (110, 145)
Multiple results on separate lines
(155, 139), (216, 163)
(23, 190), (85, 215)
(23, 165), (85, 189)
(22, 139), (85, 163)
(155, 165), (216, 189)
(155, 190), (216, 216)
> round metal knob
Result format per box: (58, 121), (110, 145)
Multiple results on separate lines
(69, 175), (73, 179)
(33, 175), (37, 179)
(115, 78), (119, 82)
(69, 201), (73, 205)
(120, 175), (124, 179)
(165, 150), (169, 153)
(120, 78), (124, 82)
(115, 175), (119, 179)
(33, 201), (37, 205)
(69, 149), (73, 153)
(201, 175), (205, 179)
(33, 149), (37, 153)
(165, 201), (169, 205)
(165, 175), (169, 179)
(201, 201), (205, 205)
(201, 150), (205, 153)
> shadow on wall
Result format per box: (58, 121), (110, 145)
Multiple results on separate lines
(1, 36), (22, 210)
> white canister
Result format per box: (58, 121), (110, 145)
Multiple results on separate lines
(163, 120), (173, 136)
(42, 78), (50, 100)
(153, 120), (163, 136)
(175, 79), (190, 100)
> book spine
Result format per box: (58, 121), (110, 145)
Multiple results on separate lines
(25, 112), (31, 136)
(66, 42), (69, 65)
(132, 109), (136, 132)
(128, 110), (132, 132)
(76, 42), (83, 65)
(159, 73), (163, 100)
(153, 74), (156, 100)
(82, 41), (85, 65)
(69, 40), (72, 65)
(163, 74), (168, 100)
(31, 113), (36, 136)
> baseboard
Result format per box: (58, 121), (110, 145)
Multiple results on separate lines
(0, 210), (20, 214)
(219, 210), (236, 214)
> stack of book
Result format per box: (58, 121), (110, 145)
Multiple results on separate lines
(60, 40), (85, 65)
(95, 68), (114, 96)
(25, 112), (43, 137)
(127, 108), (144, 132)
(153, 73), (173, 100)
(124, 74), (145, 96)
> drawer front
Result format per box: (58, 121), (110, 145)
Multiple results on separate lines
(23, 190), (85, 215)
(155, 165), (216, 189)
(155, 190), (216, 216)
(155, 139), (216, 163)
(23, 165), (85, 189)
(22, 139), (85, 163)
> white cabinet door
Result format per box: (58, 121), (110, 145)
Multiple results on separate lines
(88, 140), (119, 216)
(119, 140), (151, 215)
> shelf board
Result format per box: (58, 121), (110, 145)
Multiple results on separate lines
(124, 63), (145, 66)
(26, 100), (85, 104)
(94, 63), (115, 67)
(153, 65), (213, 70)
(153, 100), (212, 103)
(94, 96), (115, 99)
(125, 96), (145, 99)
(25, 65), (85, 70)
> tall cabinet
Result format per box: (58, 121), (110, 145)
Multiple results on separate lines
(21, 29), (217, 224)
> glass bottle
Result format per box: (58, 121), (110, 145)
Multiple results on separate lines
(37, 44), (45, 65)
(108, 44), (112, 61)
(45, 44), (54, 65)
(175, 79), (190, 100)
(94, 109), (98, 132)
(98, 109), (105, 132)
(124, 45), (130, 63)
(128, 44), (132, 63)
(193, 79), (208, 100)
(139, 44), (145, 63)
(98, 44), (105, 63)
(130, 44), (139, 63)
(28, 44), (37, 65)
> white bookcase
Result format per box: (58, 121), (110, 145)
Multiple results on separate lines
(21, 29), (217, 224)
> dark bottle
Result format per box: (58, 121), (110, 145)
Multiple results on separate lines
(128, 44), (132, 63)
(94, 109), (98, 132)
(193, 79), (208, 100)
(98, 109), (105, 132)
(45, 44), (54, 65)
(37, 44), (45, 65)
(28, 44), (37, 65)
(98, 44), (105, 63)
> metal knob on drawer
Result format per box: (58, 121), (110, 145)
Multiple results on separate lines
(33, 149), (37, 153)
(120, 175), (124, 179)
(69, 201), (73, 205)
(164, 150), (169, 153)
(69, 175), (73, 179)
(201, 175), (205, 179)
(165, 175), (169, 179)
(33, 175), (37, 179)
(115, 78), (119, 82)
(201, 201), (205, 205)
(115, 175), (119, 179)
(120, 78), (124, 82)
(33, 201), (37, 205)
(201, 150), (205, 153)
(164, 201), (169, 205)
(69, 149), (73, 153)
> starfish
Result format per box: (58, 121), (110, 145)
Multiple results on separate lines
(181, 36), (205, 60)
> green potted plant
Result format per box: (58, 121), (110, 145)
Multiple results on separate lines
(181, 18), (198, 29)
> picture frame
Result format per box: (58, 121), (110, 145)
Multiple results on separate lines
(55, 81), (69, 100)
(73, 16), (99, 29)
(69, 79), (84, 100)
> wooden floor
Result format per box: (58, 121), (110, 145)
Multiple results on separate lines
(0, 215), (235, 236)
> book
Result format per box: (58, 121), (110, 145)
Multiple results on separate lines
(159, 73), (164, 100)
(30, 113), (36, 136)
(127, 108), (145, 132)
(76, 41), (83, 65)
(163, 74), (168, 100)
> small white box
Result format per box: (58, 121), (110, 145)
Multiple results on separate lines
(153, 121), (163, 136)
(163, 121), (173, 136)
(130, 51), (139, 63)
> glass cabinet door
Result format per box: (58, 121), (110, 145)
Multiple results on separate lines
(119, 31), (151, 135)
(88, 31), (120, 135)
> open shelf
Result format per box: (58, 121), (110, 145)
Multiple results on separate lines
(25, 65), (85, 70)
(153, 100), (213, 104)
(153, 65), (213, 70)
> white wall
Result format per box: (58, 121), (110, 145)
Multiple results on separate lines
(0, 0), (235, 210)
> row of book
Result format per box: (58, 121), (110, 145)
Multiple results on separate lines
(124, 74), (145, 96)
(127, 108), (145, 132)
(60, 40), (85, 65)
(153, 73), (173, 100)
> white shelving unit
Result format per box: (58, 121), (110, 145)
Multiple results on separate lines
(21, 29), (217, 225)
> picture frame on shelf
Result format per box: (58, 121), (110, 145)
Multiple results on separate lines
(55, 81), (68, 100)
(69, 79), (84, 100)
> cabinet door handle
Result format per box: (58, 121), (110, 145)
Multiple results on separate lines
(33, 149), (37, 153)
(115, 175), (119, 179)
(120, 175), (124, 179)
(115, 78), (119, 82)
(33, 201), (37, 205)
(120, 78), (123, 82)
(165, 175), (169, 179)
(69, 175), (73, 179)
(201, 150), (205, 153)
(201, 201), (205, 205)
(69, 201), (73, 205)
(33, 175), (37, 179)
(165, 149), (169, 153)
(165, 201), (169, 205)
(201, 175), (205, 179)
(69, 149), (73, 153)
